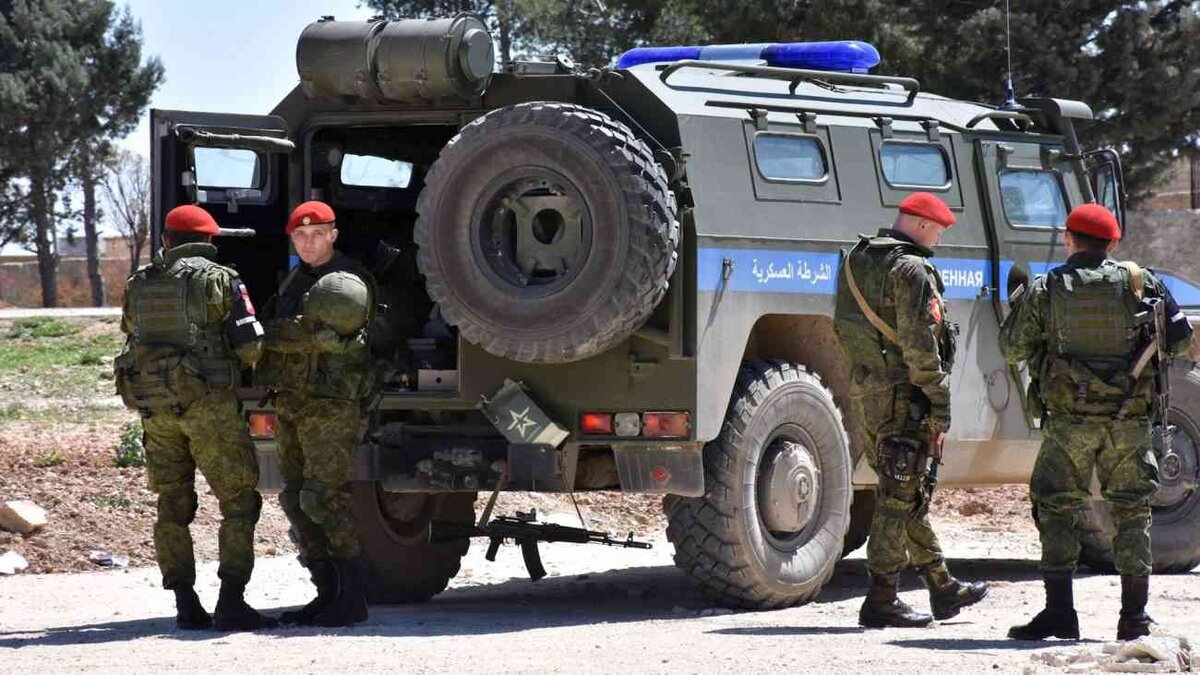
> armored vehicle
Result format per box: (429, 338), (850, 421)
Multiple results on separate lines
(149, 15), (1200, 608)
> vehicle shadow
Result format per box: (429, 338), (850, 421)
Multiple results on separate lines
(0, 555), (1053, 648)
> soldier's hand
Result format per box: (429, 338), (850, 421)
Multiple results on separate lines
(929, 431), (945, 459)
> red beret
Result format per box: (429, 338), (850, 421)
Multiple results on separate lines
(1066, 204), (1120, 241)
(165, 205), (219, 235)
(286, 201), (336, 235)
(899, 192), (956, 228)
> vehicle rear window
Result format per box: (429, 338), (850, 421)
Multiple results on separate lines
(753, 133), (827, 182)
(1000, 170), (1068, 228)
(194, 147), (261, 189)
(879, 142), (950, 188)
(340, 153), (413, 188)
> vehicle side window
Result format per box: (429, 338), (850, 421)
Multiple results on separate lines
(194, 147), (262, 189)
(879, 142), (950, 189)
(753, 133), (827, 182)
(340, 153), (414, 189)
(999, 170), (1068, 228)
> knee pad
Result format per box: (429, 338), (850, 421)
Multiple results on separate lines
(157, 489), (198, 526)
(221, 490), (262, 522)
(299, 479), (330, 525)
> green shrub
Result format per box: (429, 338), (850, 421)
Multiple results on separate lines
(6, 317), (80, 339)
(114, 420), (146, 468)
(34, 447), (64, 468)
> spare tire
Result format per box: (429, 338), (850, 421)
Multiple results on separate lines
(415, 102), (679, 363)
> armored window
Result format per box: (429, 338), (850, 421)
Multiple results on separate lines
(194, 147), (262, 189)
(339, 153), (414, 189)
(752, 133), (827, 182)
(999, 170), (1068, 228)
(879, 142), (950, 189)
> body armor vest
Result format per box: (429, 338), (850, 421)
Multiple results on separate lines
(1040, 261), (1151, 416)
(257, 253), (377, 401)
(115, 254), (237, 413)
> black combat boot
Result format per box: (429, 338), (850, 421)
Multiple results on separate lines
(917, 563), (989, 620)
(280, 560), (336, 626)
(1116, 575), (1154, 641)
(858, 572), (934, 628)
(173, 586), (212, 630)
(213, 580), (279, 631)
(1008, 572), (1080, 640)
(311, 559), (369, 628)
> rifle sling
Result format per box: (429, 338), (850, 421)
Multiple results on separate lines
(842, 253), (900, 347)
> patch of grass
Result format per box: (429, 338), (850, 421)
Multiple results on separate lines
(6, 317), (81, 339)
(0, 400), (128, 423)
(114, 420), (146, 468)
(0, 330), (123, 371)
(33, 447), (64, 468)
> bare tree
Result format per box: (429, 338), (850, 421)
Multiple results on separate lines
(102, 150), (150, 276)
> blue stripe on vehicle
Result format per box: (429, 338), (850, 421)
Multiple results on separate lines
(697, 247), (1200, 305)
(289, 254), (300, 269)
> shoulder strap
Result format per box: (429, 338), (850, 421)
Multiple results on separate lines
(841, 250), (900, 347)
(1118, 261), (1145, 300)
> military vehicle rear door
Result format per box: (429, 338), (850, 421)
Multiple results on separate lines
(150, 109), (294, 308)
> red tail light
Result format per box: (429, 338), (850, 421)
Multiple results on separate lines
(580, 413), (615, 435)
(642, 412), (690, 438)
(248, 412), (277, 439)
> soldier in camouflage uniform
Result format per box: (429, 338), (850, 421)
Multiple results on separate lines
(1002, 204), (1193, 641)
(258, 201), (377, 627)
(834, 192), (989, 628)
(115, 205), (274, 631)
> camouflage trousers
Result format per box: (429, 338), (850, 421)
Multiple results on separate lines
(853, 390), (945, 577)
(143, 389), (262, 590)
(1032, 414), (1159, 576)
(275, 392), (364, 562)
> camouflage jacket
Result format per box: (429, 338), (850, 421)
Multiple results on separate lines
(834, 229), (954, 435)
(1000, 252), (1193, 417)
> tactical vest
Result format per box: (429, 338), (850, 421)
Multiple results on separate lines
(114, 254), (238, 413)
(1040, 261), (1152, 416)
(256, 254), (378, 401)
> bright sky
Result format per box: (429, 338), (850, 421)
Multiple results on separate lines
(118, 0), (376, 158)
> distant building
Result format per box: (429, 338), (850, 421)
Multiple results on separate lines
(1142, 151), (1200, 212)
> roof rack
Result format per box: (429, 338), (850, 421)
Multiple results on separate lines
(966, 109), (1033, 130)
(658, 60), (921, 104)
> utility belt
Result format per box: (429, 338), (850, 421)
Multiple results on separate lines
(1035, 356), (1152, 419)
(114, 343), (235, 415)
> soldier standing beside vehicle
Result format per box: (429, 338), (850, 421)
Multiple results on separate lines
(115, 205), (274, 631)
(258, 201), (377, 627)
(834, 192), (989, 628)
(1002, 204), (1193, 642)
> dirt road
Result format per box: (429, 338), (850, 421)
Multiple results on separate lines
(2, 521), (1197, 674)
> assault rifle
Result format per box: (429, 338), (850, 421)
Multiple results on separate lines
(430, 509), (652, 581)
(1130, 296), (1173, 455)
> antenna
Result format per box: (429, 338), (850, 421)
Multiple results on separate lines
(1001, 0), (1019, 109)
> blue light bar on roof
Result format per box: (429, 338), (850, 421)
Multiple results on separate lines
(616, 40), (881, 73)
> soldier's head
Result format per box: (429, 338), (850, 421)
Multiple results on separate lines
(1064, 204), (1120, 256)
(162, 205), (217, 249)
(287, 201), (338, 267)
(893, 192), (956, 248)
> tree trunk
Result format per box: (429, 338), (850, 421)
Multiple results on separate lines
(28, 172), (59, 308)
(82, 164), (105, 306)
(497, 0), (513, 64)
(129, 210), (148, 276)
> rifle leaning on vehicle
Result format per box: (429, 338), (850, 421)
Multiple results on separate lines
(430, 510), (652, 581)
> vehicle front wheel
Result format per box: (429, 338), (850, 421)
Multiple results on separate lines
(663, 360), (853, 609)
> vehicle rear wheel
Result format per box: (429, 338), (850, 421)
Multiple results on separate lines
(415, 101), (679, 363)
(350, 484), (477, 603)
(1078, 361), (1200, 573)
(663, 361), (852, 609)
